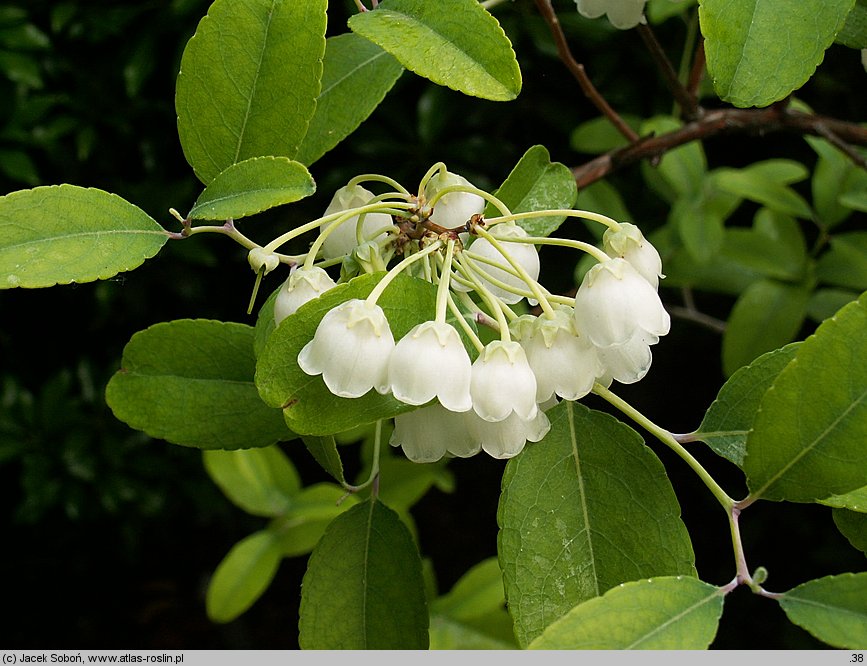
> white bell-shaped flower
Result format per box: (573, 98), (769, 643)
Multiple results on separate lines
(273, 266), (336, 326)
(594, 331), (655, 385)
(602, 223), (664, 289)
(387, 321), (473, 412)
(573, 258), (670, 349)
(390, 403), (479, 463)
(575, 0), (648, 29)
(319, 185), (393, 260)
(514, 308), (603, 402)
(424, 170), (485, 229)
(470, 340), (538, 422)
(297, 298), (394, 398)
(464, 223), (541, 305)
(465, 408), (551, 459)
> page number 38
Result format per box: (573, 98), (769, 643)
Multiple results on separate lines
(852, 655), (864, 662)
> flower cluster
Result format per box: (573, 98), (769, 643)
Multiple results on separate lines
(265, 166), (669, 464)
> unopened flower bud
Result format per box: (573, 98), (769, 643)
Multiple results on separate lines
(319, 185), (393, 260)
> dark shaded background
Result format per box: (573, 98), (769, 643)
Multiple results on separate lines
(1, 0), (864, 649)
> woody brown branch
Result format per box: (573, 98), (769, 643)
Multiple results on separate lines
(572, 106), (867, 189)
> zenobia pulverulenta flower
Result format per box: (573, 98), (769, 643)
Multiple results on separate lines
(602, 222), (664, 289)
(513, 307), (603, 402)
(572, 257), (670, 349)
(387, 320), (472, 412)
(463, 223), (540, 305)
(318, 184), (394, 260)
(390, 403), (479, 463)
(423, 170), (486, 229)
(297, 298), (394, 398)
(273, 266), (336, 326)
(470, 340), (538, 423)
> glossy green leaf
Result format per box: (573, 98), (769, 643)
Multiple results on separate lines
(699, 0), (855, 107)
(816, 232), (867, 291)
(348, 0), (521, 102)
(529, 576), (723, 649)
(429, 615), (517, 650)
(695, 343), (800, 466)
(833, 509), (867, 556)
(484, 145), (578, 237)
(498, 401), (696, 648)
(837, 0), (867, 48)
(778, 573), (867, 648)
(256, 272), (439, 436)
(841, 190), (867, 212)
(271, 483), (359, 557)
(752, 209), (808, 277)
(106, 320), (294, 450)
(745, 293), (867, 502)
(0, 185), (167, 289)
(295, 33), (404, 166)
(722, 279), (809, 377)
(206, 530), (283, 623)
(202, 446), (300, 517)
(714, 169), (813, 219)
(298, 498), (428, 649)
(176, 0), (327, 183)
(187, 157), (315, 220)
(253, 284), (280, 359)
(431, 558), (506, 621)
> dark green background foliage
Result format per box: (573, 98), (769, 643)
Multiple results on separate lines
(1, 0), (865, 648)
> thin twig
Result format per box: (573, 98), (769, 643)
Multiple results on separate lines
(534, 0), (639, 143)
(687, 36), (706, 101)
(637, 23), (699, 120)
(572, 106), (867, 188)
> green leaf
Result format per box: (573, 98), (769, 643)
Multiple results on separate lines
(0, 185), (167, 289)
(271, 483), (359, 557)
(348, 0), (521, 102)
(175, 0), (327, 183)
(529, 576), (724, 650)
(106, 320), (294, 450)
(841, 189), (867, 213)
(721, 225), (807, 282)
(745, 293), (867, 502)
(430, 558), (517, 650)
(808, 136), (867, 228)
(669, 186), (733, 263)
(837, 0), (867, 48)
(699, 0), (855, 107)
(640, 116), (707, 199)
(817, 232), (867, 292)
(498, 401), (696, 648)
(778, 573), (867, 649)
(301, 435), (346, 485)
(807, 288), (861, 323)
(295, 33), (404, 167)
(206, 530), (283, 623)
(574, 180), (632, 232)
(714, 169), (813, 219)
(721, 279), (809, 377)
(695, 343), (800, 467)
(484, 145), (578, 237)
(821, 485), (867, 512)
(202, 446), (300, 517)
(833, 509), (867, 555)
(187, 157), (315, 220)
(298, 498), (429, 649)
(570, 115), (641, 154)
(255, 272), (439, 436)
